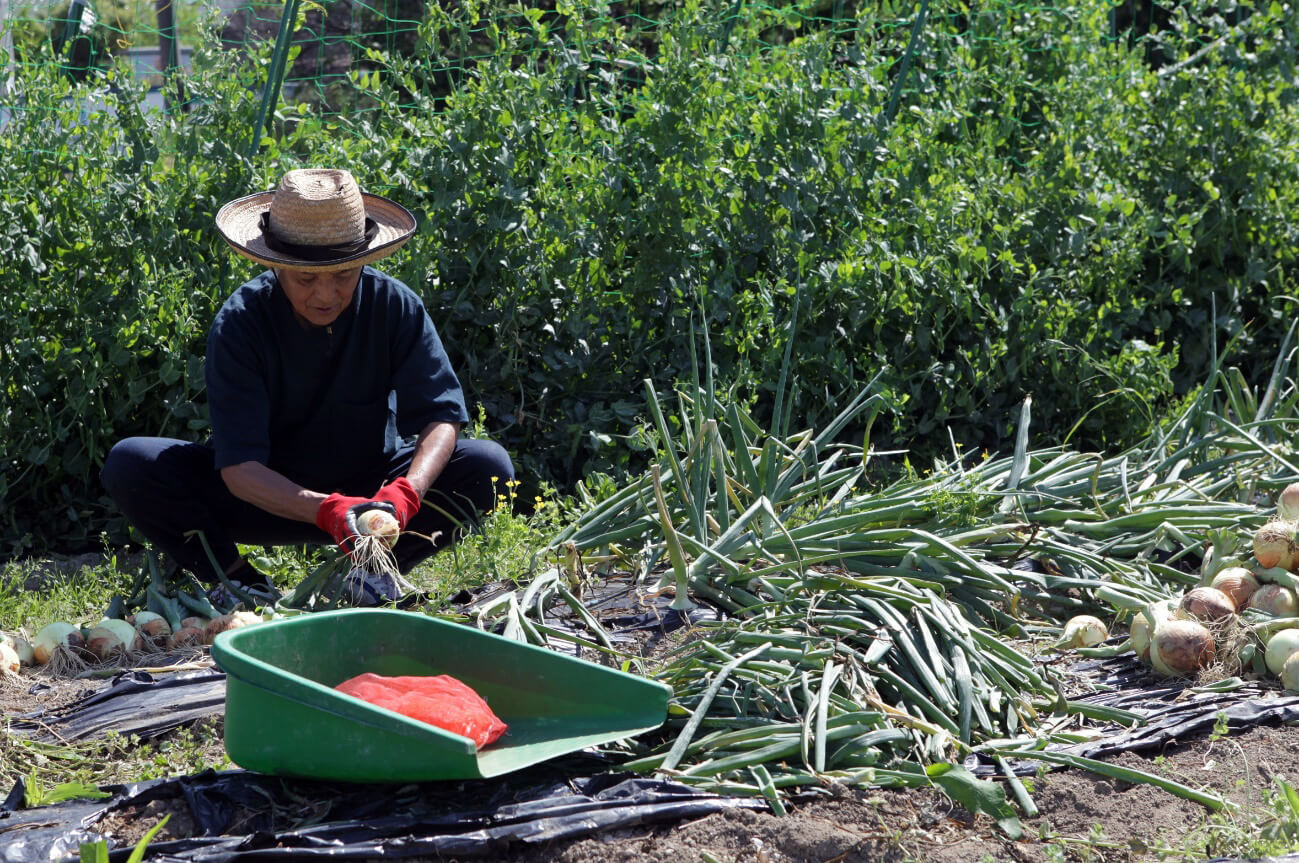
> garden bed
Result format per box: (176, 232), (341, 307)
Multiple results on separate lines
(7, 588), (1299, 862)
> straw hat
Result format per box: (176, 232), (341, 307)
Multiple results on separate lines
(215, 169), (416, 272)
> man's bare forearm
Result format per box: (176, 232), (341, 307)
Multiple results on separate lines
(221, 462), (328, 523)
(405, 421), (460, 499)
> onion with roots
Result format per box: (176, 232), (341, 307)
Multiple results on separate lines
(202, 611), (263, 645)
(1248, 584), (1299, 618)
(1151, 619), (1216, 676)
(32, 622), (86, 665)
(358, 508), (401, 547)
(12, 636), (33, 666)
(0, 641), (19, 675)
(85, 619), (140, 661)
(1056, 615), (1109, 649)
(1131, 599), (1178, 663)
(168, 626), (205, 649)
(1253, 521), (1298, 571)
(1179, 587), (1237, 623)
(1, 633), (33, 667)
(131, 611), (172, 646)
(1265, 628), (1299, 676)
(1210, 567), (1260, 609)
(1279, 483), (1299, 522)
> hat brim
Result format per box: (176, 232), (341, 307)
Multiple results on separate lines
(215, 189), (417, 272)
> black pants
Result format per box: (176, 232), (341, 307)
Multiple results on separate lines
(101, 436), (515, 580)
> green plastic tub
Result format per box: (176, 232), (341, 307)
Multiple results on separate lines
(211, 609), (671, 782)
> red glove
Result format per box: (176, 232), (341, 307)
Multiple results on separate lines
(315, 493), (396, 555)
(372, 477), (421, 529)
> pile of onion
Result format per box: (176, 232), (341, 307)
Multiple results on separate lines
(9, 602), (272, 678)
(1114, 481), (1299, 689)
(1128, 586), (1234, 679)
(202, 611), (263, 645)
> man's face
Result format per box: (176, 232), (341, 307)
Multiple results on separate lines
(276, 267), (362, 327)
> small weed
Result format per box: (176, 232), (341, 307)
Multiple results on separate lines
(239, 544), (331, 594)
(80, 813), (171, 863)
(413, 478), (569, 600)
(1173, 774), (1299, 860)
(1208, 710), (1230, 743)
(23, 777), (112, 807)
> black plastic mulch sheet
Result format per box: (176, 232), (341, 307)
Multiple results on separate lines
(11, 669), (227, 742)
(0, 768), (765, 862)
(966, 652), (1299, 778)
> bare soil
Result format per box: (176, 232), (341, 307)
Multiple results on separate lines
(496, 723), (1298, 863)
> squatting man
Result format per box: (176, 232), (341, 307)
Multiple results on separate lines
(102, 168), (514, 605)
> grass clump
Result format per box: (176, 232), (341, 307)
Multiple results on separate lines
(0, 558), (133, 635)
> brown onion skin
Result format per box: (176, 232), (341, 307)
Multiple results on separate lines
(85, 630), (124, 662)
(1154, 619), (1216, 675)
(1179, 587), (1236, 623)
(168, 626), (205, 650)
(1254, 522), (1297, 570)
(1209, 568), (1259, 609)
(1248, 584), (1299, 617)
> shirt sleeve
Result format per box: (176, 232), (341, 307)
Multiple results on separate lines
(387, 288), (470, 437)
(205, 299), (273, 470)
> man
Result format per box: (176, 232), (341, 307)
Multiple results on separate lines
(102, 168), (513, 605)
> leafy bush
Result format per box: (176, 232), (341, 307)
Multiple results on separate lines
(2, 0), (1299, 555)
(0, 39), (263, 553)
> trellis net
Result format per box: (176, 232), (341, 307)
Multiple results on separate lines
(0, 0), (1171, 151)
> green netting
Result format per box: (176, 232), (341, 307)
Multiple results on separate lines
(0, 0), (1222, 173)
(0, 0), (1129, 145)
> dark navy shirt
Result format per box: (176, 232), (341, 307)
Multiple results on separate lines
(205, 267), (469, 492)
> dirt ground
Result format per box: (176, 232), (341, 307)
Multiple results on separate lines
(493, 723), (1299, 863)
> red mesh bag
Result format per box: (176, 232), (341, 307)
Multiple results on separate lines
(336, 672), (509, 748)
